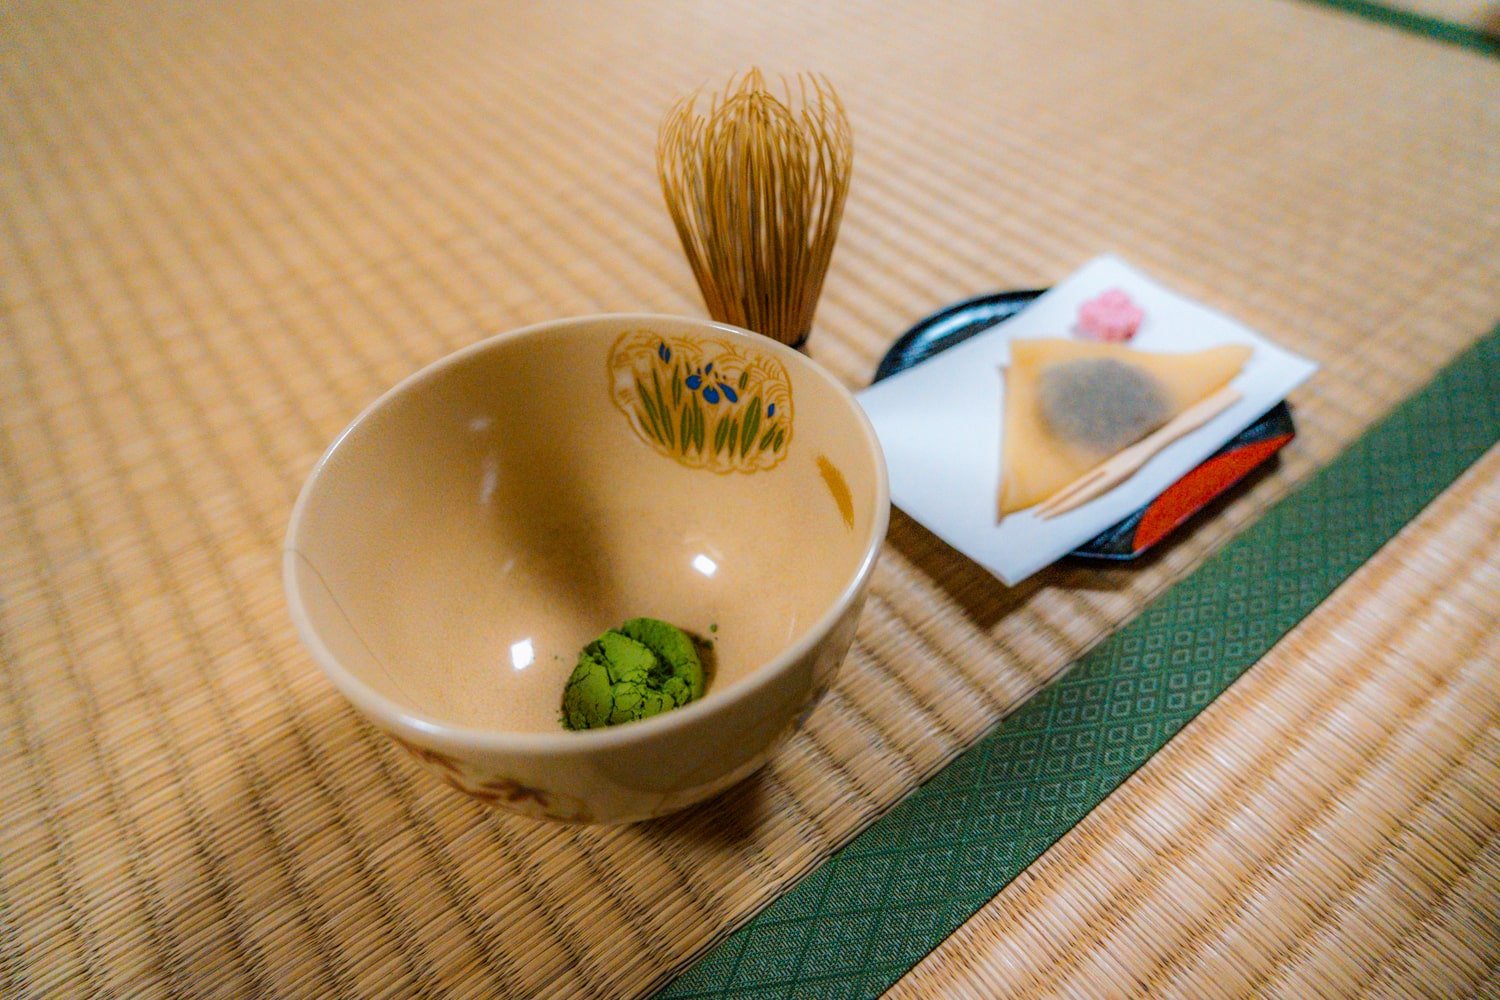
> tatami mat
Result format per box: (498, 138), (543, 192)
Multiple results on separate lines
(2, 1), (1497, 997)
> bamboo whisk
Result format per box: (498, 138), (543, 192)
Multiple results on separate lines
(658, 69), (853, 350)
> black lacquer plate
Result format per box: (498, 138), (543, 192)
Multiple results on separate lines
(873, 290), (1296, 560)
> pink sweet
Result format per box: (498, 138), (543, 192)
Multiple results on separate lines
(1076, 288), (1145, 342)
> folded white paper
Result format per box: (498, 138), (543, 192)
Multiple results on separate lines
(857, 255), (1318, 585)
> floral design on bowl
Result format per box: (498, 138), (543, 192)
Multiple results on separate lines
(608, 329), (793, 473)
(388, 734), (594, 823)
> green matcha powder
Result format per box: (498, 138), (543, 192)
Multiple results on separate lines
(561, 618), (705, 730)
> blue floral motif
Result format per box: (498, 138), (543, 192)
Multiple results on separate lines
(610, 329), (792, 474)
(684, 363), (737, 405)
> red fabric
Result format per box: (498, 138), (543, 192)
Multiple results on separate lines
(1133, 434), (1294, 552)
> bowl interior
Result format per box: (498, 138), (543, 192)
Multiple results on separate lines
(288, 316), (883, 735)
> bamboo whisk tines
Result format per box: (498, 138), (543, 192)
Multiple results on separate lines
(658, 69), (853, 350)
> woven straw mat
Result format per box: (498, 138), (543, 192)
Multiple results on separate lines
(2, 0), (1497, 997)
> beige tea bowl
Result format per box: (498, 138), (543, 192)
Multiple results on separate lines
(284, 314), (889, 823)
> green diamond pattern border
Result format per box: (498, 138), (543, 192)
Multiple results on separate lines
(660, 326), (1500, 999)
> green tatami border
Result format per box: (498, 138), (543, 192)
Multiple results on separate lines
(1297, 0), (1499, 55)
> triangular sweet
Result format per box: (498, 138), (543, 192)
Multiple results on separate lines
(998, 338), (1252, 517)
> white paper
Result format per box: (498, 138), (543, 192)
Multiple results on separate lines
(857, 255), (1318, 585)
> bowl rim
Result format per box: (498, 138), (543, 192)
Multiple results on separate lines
(283, 313), (891, 754)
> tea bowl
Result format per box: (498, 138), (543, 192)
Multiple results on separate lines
(284, 314), (888, 823)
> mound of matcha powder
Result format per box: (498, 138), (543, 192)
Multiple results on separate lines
(561, 618), (705, 730)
